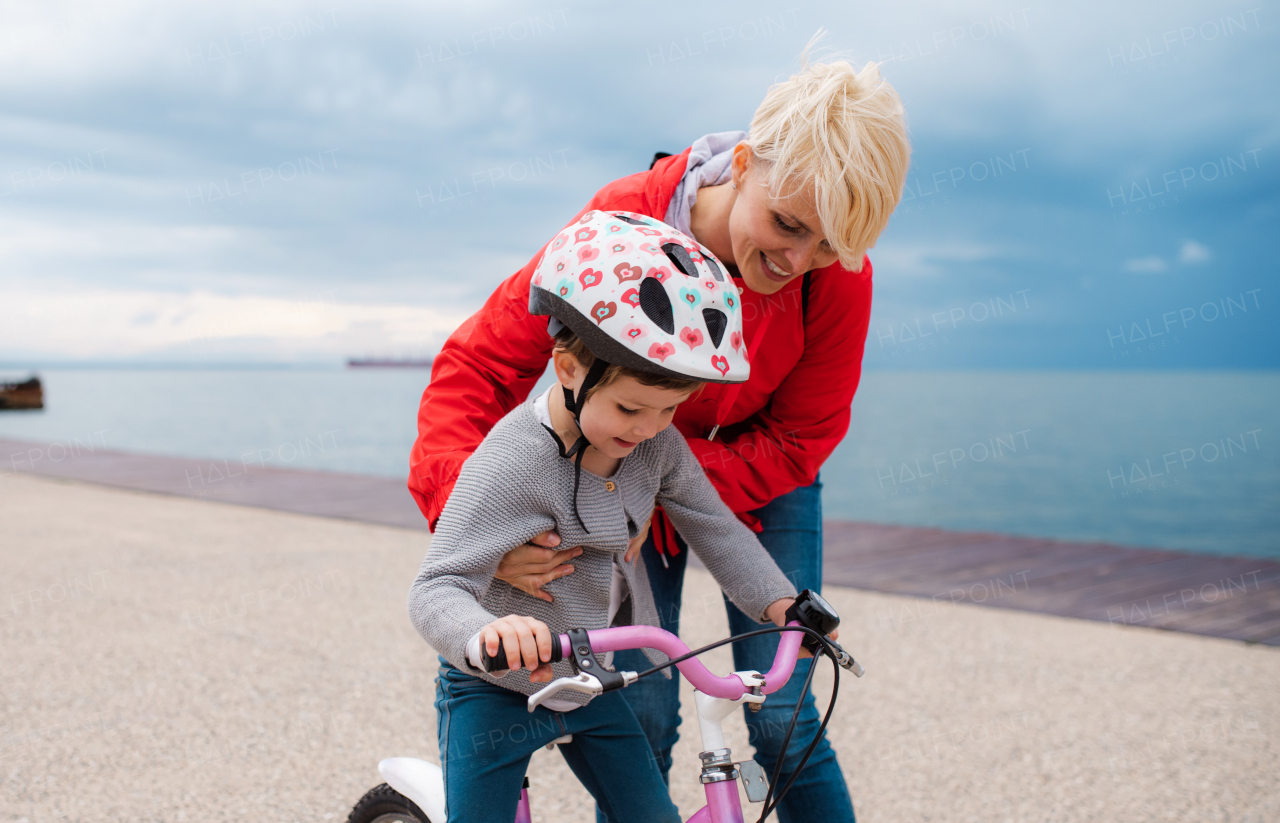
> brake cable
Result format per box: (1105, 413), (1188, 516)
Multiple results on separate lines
(629, 625), (844, 821)
(630, 624), (824, 680)
(759, 642), (840, 822)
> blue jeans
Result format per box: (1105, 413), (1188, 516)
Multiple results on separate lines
(435, 660), (680, 823)
(600, 477), (856, 823)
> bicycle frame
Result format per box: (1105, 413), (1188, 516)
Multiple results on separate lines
(378, 621), (814, 823)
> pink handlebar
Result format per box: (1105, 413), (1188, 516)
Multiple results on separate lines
(555, 622), (806, 698)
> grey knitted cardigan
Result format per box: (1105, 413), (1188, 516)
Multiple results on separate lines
(408, 397), (798, 704)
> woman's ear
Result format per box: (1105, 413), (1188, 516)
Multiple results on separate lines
(730, 142), (752, 189)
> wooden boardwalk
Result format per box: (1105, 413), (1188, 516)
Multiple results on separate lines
(4, 436), (1277, 646)
(0, 436), (427, 530)
(821, 522), (1279, 646)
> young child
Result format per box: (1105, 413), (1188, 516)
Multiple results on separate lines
(408, 211), (801, 823)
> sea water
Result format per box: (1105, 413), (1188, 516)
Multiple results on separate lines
(1, 368), (1275, 558)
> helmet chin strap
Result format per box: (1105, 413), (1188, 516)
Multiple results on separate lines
(543, 356), (611, 533)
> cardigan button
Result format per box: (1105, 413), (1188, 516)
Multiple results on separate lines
(604, 481), (616, 492)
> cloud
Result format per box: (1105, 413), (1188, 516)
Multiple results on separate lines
(1123, 242), (1211, 275)
(1124, 256), (1168, 274)
(1179, 240), (1211, 264)
(0, 288), (468, 361)
(0, 212), (241, 269)
(0, 0), (1275, 368)
(869, 242), (1012, 277)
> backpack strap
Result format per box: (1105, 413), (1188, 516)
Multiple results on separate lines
(801, 270), (812, 322)
(649, 152), (673, 170)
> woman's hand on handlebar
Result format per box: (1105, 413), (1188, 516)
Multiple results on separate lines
(495, 531), (582, 603)
(480, 615), (556, 683)
(765, 597), (838, 659)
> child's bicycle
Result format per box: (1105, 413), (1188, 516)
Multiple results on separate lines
(346, 589), (863, 823)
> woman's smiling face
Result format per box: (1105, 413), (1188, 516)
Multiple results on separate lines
(727, 145), (841, 295)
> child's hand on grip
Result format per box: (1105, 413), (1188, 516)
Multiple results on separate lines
(480, 614), (556, 683)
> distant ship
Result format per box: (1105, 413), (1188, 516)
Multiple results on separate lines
(346, 358), (434, 369)
(0, 376), (43, 410)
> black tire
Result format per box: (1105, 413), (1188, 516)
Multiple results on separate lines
(346, 782), (433, 823)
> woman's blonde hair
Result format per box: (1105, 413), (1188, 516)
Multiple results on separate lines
(744, 32), (911, 272)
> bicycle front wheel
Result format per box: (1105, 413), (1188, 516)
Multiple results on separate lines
(346, 782), (433, 823)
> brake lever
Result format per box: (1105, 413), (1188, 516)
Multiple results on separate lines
(526, 670), (640, 712)
(526, 673), (603, 712)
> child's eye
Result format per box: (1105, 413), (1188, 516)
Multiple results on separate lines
(617, 404), (639, 416)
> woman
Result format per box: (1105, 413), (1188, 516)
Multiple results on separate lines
(409, 51), (910, 823)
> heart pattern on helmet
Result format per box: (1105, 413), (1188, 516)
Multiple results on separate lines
(532, 210), (749, 383)
(579, 268), (602, 290)
(648, 342), (675, 362)
(591, 301), (617, 325)
(614, 262), (643, 283)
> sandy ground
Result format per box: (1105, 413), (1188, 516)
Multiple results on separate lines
(2, 472), (1276, 823)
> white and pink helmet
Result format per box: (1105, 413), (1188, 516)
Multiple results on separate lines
(529, 210), (749, 384)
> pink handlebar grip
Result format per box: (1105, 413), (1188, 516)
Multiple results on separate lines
(554, 622), (807, 698)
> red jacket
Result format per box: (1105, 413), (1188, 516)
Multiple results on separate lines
(408, 148), (874, 531)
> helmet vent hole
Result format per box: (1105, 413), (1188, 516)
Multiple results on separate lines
(702, 253), (725, 282)
(639, 277), (675, 335)
(613, 214), (648, 225)
(662, 243), (698, 278)
(702, 309), (728, 349)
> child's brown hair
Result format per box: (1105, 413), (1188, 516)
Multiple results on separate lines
(553, 327), (703, 402)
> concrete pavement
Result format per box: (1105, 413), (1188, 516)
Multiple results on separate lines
(2, 473), (1276, 822)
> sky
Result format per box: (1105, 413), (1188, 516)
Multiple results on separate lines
(0, 0), (1276, 369)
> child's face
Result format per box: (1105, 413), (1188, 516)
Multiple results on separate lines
(578, 374), (696, 459)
